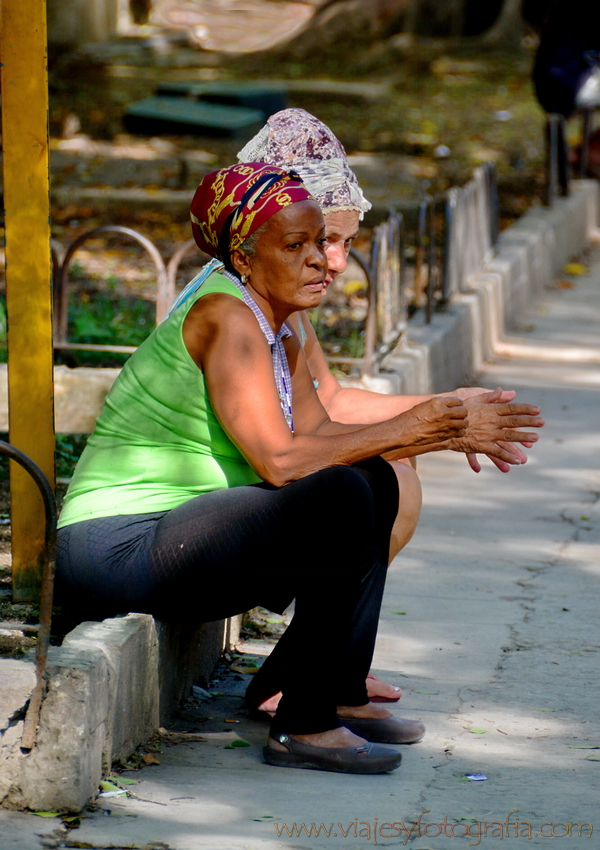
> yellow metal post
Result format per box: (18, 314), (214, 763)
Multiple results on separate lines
(1, 0), (55, 600)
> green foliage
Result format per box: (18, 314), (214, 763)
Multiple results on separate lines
(309, 311), (365, 369)
(55, 434), (88, 479)
(57, 288), (154, 367)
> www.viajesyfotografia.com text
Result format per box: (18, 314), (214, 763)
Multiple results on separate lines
(272, 810), (593, 845)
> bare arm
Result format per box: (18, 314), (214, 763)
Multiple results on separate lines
(290, 311), (543, 470)
(290, 312), (434, 419)
(183, 296), (468, 487)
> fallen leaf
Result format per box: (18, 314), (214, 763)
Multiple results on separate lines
(99, 780), (122, 792)
(230, 664), (262, 675)
(253, 815), (275, 821)
(142, 753), (161, 765)
(569, 745), (600, 749)
(467, 729), (488, 734)
(344, 280), (367, 296)
(156, 729), (207, 743)
(556, 280), (575, 288)
(563, 262), (588, 275)
(391, 610), (407, 615)
(225, 738), (251, 749)
(31, 812), (61, 818)
(583, 755), (600, 761)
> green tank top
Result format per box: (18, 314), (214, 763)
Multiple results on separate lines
(58, 274), (261, 528)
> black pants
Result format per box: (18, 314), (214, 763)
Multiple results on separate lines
(56, 458), (399, 734)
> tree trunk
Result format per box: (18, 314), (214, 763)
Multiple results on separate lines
(479, 0), (525, 48)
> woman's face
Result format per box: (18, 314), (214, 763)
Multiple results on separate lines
(234, 199), (327, 315)
(323, 209), (360, 286)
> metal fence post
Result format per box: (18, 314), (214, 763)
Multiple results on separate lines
(1, 0), (55, 601)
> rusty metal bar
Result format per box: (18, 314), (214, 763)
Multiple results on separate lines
(53, 342), (137, 354)
(324, 245), (376, 376)
(54, 225), (168, 349)
(545, 113), (570, 206)
(0, 441), (56, 751)
(416, 196), (436, 323)
(580, 108), (592, 178)
(484, 161), (500, 247)
(166, 237), (205, 296)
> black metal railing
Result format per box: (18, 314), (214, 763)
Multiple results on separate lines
(544, 108), (597, 207)
(0, 442), (56, 751)
(50, 163), (500, 376)
(545, 113), (570, 206)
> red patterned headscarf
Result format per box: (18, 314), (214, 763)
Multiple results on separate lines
(190, 162), (315, 263)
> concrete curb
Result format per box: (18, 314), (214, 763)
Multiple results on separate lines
(377, 180), (599, 394)
(0, 612), (241, 812)
(0, 614), (158, 811)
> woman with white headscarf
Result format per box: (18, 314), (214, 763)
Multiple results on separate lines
(238, 108), (544, 717)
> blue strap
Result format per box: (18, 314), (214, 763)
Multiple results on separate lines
(165, 258), (225, 320)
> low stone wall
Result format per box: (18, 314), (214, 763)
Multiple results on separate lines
(380, 180), (599, 394)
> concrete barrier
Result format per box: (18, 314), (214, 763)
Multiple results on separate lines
(0, 612), (242, 811)
(379, 180), (599, 393)
(0, 614), (158, 811)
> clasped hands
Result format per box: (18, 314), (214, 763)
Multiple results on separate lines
(455, 387), (544, 472)
(384, 388), (544, 471)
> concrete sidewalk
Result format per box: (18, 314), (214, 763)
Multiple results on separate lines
(2, 249), (599, 849)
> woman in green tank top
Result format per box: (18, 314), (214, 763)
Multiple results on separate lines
(56, 162), (475, 775)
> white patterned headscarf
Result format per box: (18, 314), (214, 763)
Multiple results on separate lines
(237, 108), (371, 220)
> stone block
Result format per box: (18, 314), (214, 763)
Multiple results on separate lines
(406, 302), (476, 393)
(0, 365), (120, 434)
(0, 614), (159, 812)
(156, 616), (241, 722)
(61, 614), (159, 764)
(0, 660), (36, 733)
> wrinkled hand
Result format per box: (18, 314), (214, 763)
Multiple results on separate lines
(451, 389), (544, 471)
(399, 396), (468, 446)
(442, 386), (517, 403)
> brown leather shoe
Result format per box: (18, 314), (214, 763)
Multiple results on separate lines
(340, 715), (425, 744)
(263, 733), (403, 774)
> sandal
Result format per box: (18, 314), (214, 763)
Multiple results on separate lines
(340, 715), (425, 744)
(247, 674), (402, 717)
(367, 674), (402, 703)
(263, 733), (402, 774)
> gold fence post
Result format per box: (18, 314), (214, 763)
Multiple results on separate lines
(1, 0), (55, 601)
